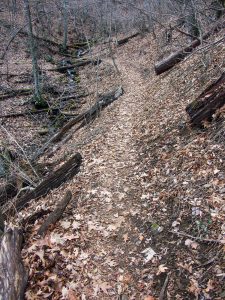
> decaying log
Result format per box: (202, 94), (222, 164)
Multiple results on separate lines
(48, 59), (101, 72)
(7, 153), (82, 213)
(52, 86), (123, 143)
(60, 92), (90, 102)
(186, 72), (225, 126)
(0, 109), (50, 119)
(22, 208), (52, 227)
(0, 176), (18, 206)
(155, 20), (225, 75)
(0, 88), (32, 100)
(0, 228), (27, 300)
(117, 32), (140, 46)
(37, 190), (72, 236)
(32, 86), (123, 161)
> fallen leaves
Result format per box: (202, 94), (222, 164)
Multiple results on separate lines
(142, 247), (156, 263)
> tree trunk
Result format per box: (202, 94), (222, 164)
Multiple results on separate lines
(23, 0), (41, 101)
(0, 228), (27, 300)
(186, 72), (225, 126)
(62, 0), (68, 52)
(0, 209), (4, 236)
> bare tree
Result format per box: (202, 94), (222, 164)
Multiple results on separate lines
(23, 0), (42, 104)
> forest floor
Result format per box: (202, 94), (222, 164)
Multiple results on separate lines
(1, 27), (225, 299)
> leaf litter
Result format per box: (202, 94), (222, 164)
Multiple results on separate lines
(6, 29), (225, 299)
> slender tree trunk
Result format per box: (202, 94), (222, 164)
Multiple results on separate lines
(62, 0), (68, 52)
(185, 0), (200, 40)
(23, 0), (41, 101)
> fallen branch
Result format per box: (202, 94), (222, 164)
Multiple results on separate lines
(22, 208), (51, 227)
(117, 32), (140, 46)
(171, 230), (224, 244)
(159, 274), (169, 300)
(48, 59), (101, 73)
(155, 20), (225, 75)
(0, 109), (49, 119)
(0, 228), (27, 300)
(32, 86), (123, 161)
(186, 72), (225, 126)
(6, 153), (82, 214)
(52, 86), (123, 143)
(60, 92), (90, 102)
(0, 88), (32, 100)
(37, 190), (72, 236)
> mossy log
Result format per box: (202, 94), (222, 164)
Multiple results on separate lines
(186, 72), (225, 126)
(6, 153), (82, 214)
(0, 228), (27, 300)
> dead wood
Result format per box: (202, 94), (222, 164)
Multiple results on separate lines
(60, 92), (90, 102)
(186, 72), (225, 126)
(48, 59), (101, 72)
(0, 228), (27, 300)
(32, 86), (123, 161)
(52, 86), (123, 142)
(0, 88), (32, 100)
(6, 153), (82, 214)
(0, 176), (18, 206)
(0, 109), (49, 119)
(159, 275), (169, 300)
(171, 230), (224, 244)
(155, 20), (225, 75)
(37, 190), (72, 236)
(117, 32), (140, 46)
(22, 208), (52, 227)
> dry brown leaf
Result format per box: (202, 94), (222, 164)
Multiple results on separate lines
(123, 233), (129, 242)
(68, 290), (78, 300)
(156, 264), (168, 275)
(144, 296), (155, 300)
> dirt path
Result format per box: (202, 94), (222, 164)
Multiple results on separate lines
(74, 55), (150, 298)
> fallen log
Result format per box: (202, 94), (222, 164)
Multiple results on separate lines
(32, 86), (123, 161)
(117, 32), (140, 46)
(186, 72), (225, 126)
(54, 86), (123, 142)
(22, 208), (51, 227)
(48, 59), (101, 72)
(0, 228), (27, 300)
(37, 190), (72, 236)
(0, 88), (32, 100)
(155, 20), (225, 75)
(6, 153), (82, 213)
(60, 92), (90, 102)
(0, 175), (18, 206)
(0, 109), (50, 119)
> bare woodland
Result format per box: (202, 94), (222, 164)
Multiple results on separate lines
(0, 0), (225, 299)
